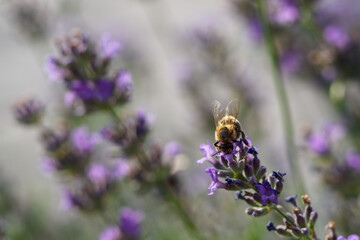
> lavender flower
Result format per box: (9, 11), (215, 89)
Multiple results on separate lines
(71, 127), (98, 155)
(197, 141), (216, 165)
(323, 25), (349, 49)
(253, 181), (280, 206)
(100, 33), (122, 59)
(87, 164), (109, 187)
(112, 159), (130, 179)
(205, 168), (226, 195)
(338, 235), (360, 240)
(120, 207), (144, 238)
(269, 0), (299, 25)
(346, 151), (360, 172)
(13, 97), (44, 125)
(99, 226), (122, 240)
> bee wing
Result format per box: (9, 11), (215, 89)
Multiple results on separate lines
(211, 100), (225, 126)
(226, 99), (240, 118)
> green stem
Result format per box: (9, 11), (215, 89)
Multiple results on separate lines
(107, 104), (122, 123)
(255, 0), (306, 195)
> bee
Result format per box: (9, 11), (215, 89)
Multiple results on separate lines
(212, 99), (248, 154)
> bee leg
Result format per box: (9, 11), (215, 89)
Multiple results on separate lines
(232, 154), (237, 160)
(241, 131), (249, 146)
(212, 151), (220, 157)
(214, 141), (220, 147)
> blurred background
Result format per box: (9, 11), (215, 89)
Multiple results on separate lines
(0, 0), (359, 239)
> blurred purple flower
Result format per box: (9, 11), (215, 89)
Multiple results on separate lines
(120, 207), (144, 238)
(64, 91), (77, 107)
(71, 127), (98, 154)
(346, 151), (360, 172)
(40, 157), (57, 173)
(87, 164), (109, 186)
(164, 142), (181, 158)
(44, 56), (64, 82)
(112, 159), (130, 179)
(205, 167), (226, 195)
(99, 226), (122, 240)
(307, 123), (345, 155)
(280, 51), (302, 74)
(338, 235), (360, 240)
(247, 17), (263, 42)
(307, 133), (330, 155)
(100, 33), (122, 59)
(321, 67), (337, 82)
(13, 97), (44, 125)
(96, 80), (114, 102)
(197, 141), (216, 165)
(271, 0), (299, 25)
(72, 81), (97, 101)
(60, 189), (81, 210)
(253, 181), (280, 206)
(135, 109), (152, 138)
(323, 25), (349, 49)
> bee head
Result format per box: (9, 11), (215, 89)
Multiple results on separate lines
(219, 127), (231, 141)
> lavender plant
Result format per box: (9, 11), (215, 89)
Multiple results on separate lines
(14, 29), (204, 240)
(198, 125), (359, 239)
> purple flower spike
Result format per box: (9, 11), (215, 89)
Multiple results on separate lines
(87, 164), (109, 187)
(346, 151), (360, 172)
(71, 127), (98, 154)
(120, 207), (144, 238)
(253, 181), (280, 206)
(44, 56), (64, 82)
(197, 141), (216, 165)
(205, 167), (226, 195)
(323, 25), (349, 49)
(100, 33), (122, 59)
(99, 226), (122, 240)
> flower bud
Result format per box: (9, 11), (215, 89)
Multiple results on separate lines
(253, 156), (260, 174)
(291, 227), (302, 238)
(244, 165), (253, 178)
(268, 175), (276, 188)
(251, 207), (270, 217)
(245, 208), (254, 215)
(309, 211), (318, 228)
(255, 166), (267, 181)
(275, 181), (283, 192)
(244, 196), (261, 207)
(295, 213), (307, 228)
(275, 225), (292, 237)
(304, 205), (313, 223)
(301, 228), (309, 235)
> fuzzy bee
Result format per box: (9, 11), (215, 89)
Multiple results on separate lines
(212, 99), (248, 154)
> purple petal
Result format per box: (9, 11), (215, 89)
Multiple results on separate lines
(120, 208), (144, 238)
(99, 226), (122, 240)
(100, 33), (122, 59)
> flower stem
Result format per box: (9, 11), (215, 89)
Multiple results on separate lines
(106, 104), (122, 123)
(255, 0), (306, 195)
